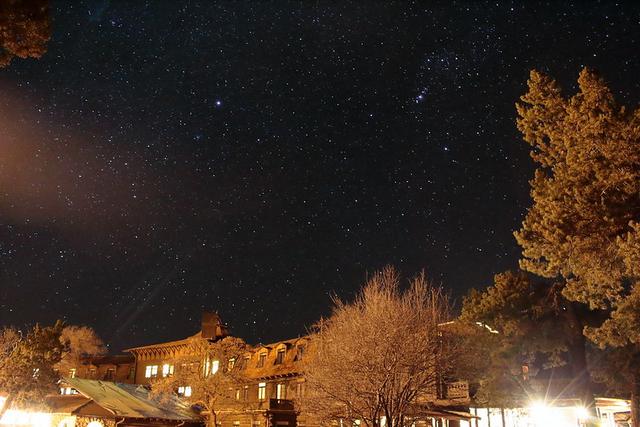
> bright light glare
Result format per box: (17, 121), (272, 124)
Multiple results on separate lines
(528, 401), (581, 427)
(530, 401), (555, 425)
(575, 406), (590, 421)
(0, 410), (52, 427)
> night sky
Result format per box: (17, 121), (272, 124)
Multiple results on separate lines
(1, 1), (640, 352)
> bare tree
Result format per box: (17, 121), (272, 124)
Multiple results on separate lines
(56, 325), (107, 375)
(151, 336), (251, 427)
(299, 267), (459, 427)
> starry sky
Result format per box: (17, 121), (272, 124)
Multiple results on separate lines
(1, 1), (640, 352)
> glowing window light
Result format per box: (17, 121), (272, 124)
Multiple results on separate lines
(575, 406), (590, 422)
(0, 410), (52, 427)
(162, 364), (174, 377)
(528, 401), (589, 427)
(87, 421), (103, 427)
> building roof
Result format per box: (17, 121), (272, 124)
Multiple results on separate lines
(48, 395), (92, 414)
(244, 337), (307, 379)
(63, 377), (201, 421)
(124, 334), (197, 353)
(81, 354), (135, 365)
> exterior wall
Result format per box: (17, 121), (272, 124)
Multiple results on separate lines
(74, 417), (116, 427)
(125, 325), (469, 427)
(134, 356), (168, 385)
(69, 356), (135, 383)
(127, 335), (308, 427)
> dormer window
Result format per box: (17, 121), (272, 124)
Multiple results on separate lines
(228, 358), (236, 371)
(294, 344), (305, 361)
(275, 348), (286, 365)
(257, 352), (267, 368)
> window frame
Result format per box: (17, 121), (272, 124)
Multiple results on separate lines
(257, 352), (267, 368)
(145, 365), (159, 378)
(258, 382), (267, 401)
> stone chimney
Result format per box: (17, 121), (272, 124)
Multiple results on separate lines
(201, 312), (229, 340)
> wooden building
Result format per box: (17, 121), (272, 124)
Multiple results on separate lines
(63, 355), (136, 385)
(1, 378), (201, 427)
(123, 313), (473, 427)
(125, 313), (307, 427)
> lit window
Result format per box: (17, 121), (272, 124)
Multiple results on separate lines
(228, 358), (236, 371)
(204, 358), (220, 376)
(258, 382), (266, 401)
(233, 422), (240, 427)
(162, 364), (174, 377)
(276, 383), (286, 400)
(145, 365), (159, 378)
(69, 368), (76, 378)
(178, 386), (192, 397)
(243, 385), (249, 400)
(61, 387), (77, 395)
(60, 387), (75, 395)
(235, 389), (241, 400)
(296, 382), (305, 398)
(257, 352), (267, 368)
(87, 421), (103, 427)
(275, 348), (285, 365)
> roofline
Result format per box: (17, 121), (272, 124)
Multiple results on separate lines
(124, 333), (311, 354)
(124, 331), (205, 352)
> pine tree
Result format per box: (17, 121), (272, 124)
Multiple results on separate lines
(515, 68), (640, 425)
(460, 271), (596, 412)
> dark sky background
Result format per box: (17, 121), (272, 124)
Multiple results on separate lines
(1, 1), (640, 352)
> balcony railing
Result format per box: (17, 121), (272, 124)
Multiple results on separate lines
(445, 381), (469, 400)
(269, 399), (295, 411)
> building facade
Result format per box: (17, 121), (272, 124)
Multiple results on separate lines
(63, 313), (472, 427)
(65, 355), (135, 384)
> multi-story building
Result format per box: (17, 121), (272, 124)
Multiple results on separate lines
(63, 313), (472, 427)
(125, 313), (307, 427)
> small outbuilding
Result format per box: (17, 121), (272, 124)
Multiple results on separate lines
(22, 378), (203, 427)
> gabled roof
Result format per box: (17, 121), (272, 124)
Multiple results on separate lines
(47, 395), (92, 414)
(124, 333), (199, 353)
(63, 378), (200, 421)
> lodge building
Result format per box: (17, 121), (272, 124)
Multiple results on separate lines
(65, 313), (472, 427)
